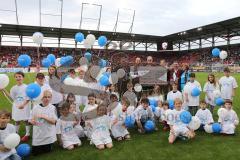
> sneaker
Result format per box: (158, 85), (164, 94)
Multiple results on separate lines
(21, 135), (30, 142)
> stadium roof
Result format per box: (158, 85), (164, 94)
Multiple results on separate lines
(0, 16), (240, 45)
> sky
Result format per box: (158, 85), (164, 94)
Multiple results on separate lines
(0, 0), (239, 36)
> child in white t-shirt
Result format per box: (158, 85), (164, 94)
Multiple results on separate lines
(218, 100), (239, 135)
(167, 82), (183, 102)
(0, 110), (21, 160)
(168, 98), (195, 144)
(219, 67), (238, 100)
(160, 101), (170, 131)
(29, 90), (57, 156)
(9, 71), (31, 142)
(56, 102), (81, 150)
(195, 100), (214, 131)
(88, 104), (113, 150)
(203, 74), (220, 113)
(111, 98), (131, 141)
(183, 73), (202, 116)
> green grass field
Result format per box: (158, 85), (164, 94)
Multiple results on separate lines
(0, 72), (240, 160)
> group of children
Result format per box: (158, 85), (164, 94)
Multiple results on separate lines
(0, 66), (239, 159)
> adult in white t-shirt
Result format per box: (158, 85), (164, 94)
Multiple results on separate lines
(183, 73), (202, 116)
(219, 67), (238, 100)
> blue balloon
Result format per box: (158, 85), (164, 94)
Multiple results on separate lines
(75, 32), (84, 42)
(99, 75), (110, 86)
(102, 72), (111, 78)
(125, 115), (135, 128)
(47, 54), (56, 65)
(60, 56), (74, 66)
(17, 54), (31, 67)
(212, 123), (222, 133)
(215, 97), (224, 106)
(26, 83), (41, 99)
(149, 99), (158, 107)
(168, 99), (175, 110)
(98, 36), (108, 47)
(42, 58), (51, 68)
(191, 87), (201, 97)
(212, 48), (220, 57)
(180, 111), (192, 124)
(17, 144), (31, 157)
(150, 105), (156, 113)
(144, 120), (155, 132)
(84, 52), (92, 61)
(98, 59), (107, 68)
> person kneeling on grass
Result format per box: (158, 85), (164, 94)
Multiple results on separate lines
(168, 98), (195, 144)
(87, 104), (113, 150)
(218, 99), (239, 135)
(29, 90), (57, 156)
(56, 102), (81, 150)
(133, 98), (156, 134)
(0, 110), (21, 160)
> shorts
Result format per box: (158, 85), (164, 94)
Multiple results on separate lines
(92, 136), (112, 146)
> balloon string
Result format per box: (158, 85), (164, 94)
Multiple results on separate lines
(2, 90), (13, 104)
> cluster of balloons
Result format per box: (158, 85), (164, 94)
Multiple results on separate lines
(17, 54), (32, 67)
(205, 123), (222, 133)
(75, 32), (108, 48)
(211, 48), (228, 60)
(41, 54), (56, 68)
(180, 111), (201, 130)
(0, 74), (9, 89)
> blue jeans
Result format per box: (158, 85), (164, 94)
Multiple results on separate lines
(5, 154), (21, 160)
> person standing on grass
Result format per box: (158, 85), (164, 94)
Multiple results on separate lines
(183, 73), (202, 116)
(203, 74), (219, 113)
(219, 67), (238, 101)
(9, 71), (31, 142)
(29, 90), (57, 156)
(0, 110), (21, 160)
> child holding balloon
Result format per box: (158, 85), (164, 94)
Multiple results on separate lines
(0, 110), (21, 160)
(10, 71), (31, 142)
(168, 98), (195, 144)
(29, 90), (57, 155)
(183, 73), (202, 116)
(111, 97), (131, 141)
(218, 100), (239, 135)
(203, 74), (220, 113)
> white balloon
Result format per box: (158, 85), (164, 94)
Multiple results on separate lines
(83, 40), (92, 49)
(55, 58), (61, 67)
(117, 69), (126, 78)
(4, 133), (20, 149)
(134, 83), (142, 92)
(0, 74), (10, 89)
(219, 50), (227, 60)
(32, 32), (44, 45)
(213, 90), (221, 98)
(109, 73), (119, 85)
(162, 42), (168, 50)
(188, 116), (201, 130)
(86, 34), (96, 46)
(204, 124), (213, 133)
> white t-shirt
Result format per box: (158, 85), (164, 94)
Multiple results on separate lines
(0, 124), (16, 160)
(56, 119), (81, 148)
(219, 76), (238, 100)
(183, 80), (202, 106)
(133, 105), (154, 121)
(31, 104), (57, 146)
(167, 90), (183, 101)
(10, 84), (30, 121)
(218, 109), (239, 125)
(167, 109), (187, 127)
(203, 82), (220, 106)
(195, 108), (214, 125)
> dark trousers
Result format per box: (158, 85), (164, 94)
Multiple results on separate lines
(32, 143), (53, 156)
(188, 106), (198, 116)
